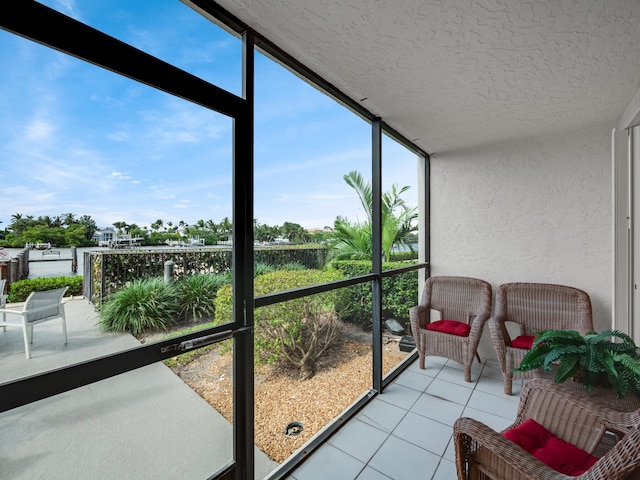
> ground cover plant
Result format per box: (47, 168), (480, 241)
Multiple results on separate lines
(99, 273), (234, 335)
(176, 272), (230, 321)
(99, 277), (181, 335)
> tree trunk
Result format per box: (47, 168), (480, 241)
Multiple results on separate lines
(299, 356), (316, 380)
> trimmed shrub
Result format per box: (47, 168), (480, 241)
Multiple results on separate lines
(8, 276), (83, 303)
(176, 273), (230, 321)
(332, 260), (419, 327)
(214, 269), (345, 379)
(99, 278), (180, 335)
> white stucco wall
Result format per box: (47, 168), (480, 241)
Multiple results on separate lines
(430, 123), (613, 356)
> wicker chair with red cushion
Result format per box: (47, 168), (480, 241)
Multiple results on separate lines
(409, 276), (492, 382)
(488, 282), (593, 395)
(454, 378), (640, 480)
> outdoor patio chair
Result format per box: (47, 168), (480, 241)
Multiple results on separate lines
(0, 279), (6, 308)
(488, 282), (593, 395)
(0, 286), (68, 359)
(454, 378), (640, 480)
(409, 276), (492, 382)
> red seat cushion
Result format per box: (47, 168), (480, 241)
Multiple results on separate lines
(511, 335), (535, 349)
(425, 320), (471, 337)
(503, 418), (598, 476)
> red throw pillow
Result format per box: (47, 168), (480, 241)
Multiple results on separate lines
(503, 418), (598, 476)
(511, 335), (535, 349)
(425, 320), (471, 337)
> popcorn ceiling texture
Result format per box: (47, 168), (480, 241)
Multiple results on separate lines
(213, 0), (640, 153)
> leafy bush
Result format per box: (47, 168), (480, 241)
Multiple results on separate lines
(332, 260), (419, 327)
(8, 276), (83, 303)
(254, 245), (327, 269)
(214, 269), (345, 379)
(99, 278), (180, 335)
(176, 273), (230, 321)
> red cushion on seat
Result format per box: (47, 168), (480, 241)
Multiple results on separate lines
(503, 418), (598, 476)
(425, 320), (471, 337)
(511, 335), (535, 349)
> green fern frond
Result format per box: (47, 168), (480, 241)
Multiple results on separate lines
(542, 344), (584, 371)
(534, 329), (584, 347)
(586, 329), (635, 346)
(599, 352), (619, 381)
(616, 354), (640, 377)
(554, 354), (580, 384)
(515, 344), (553, 371)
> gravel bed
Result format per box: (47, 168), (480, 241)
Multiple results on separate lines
(169, 330), (408, 463)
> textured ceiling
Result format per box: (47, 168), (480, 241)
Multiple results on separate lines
(211, 0), (640, 154)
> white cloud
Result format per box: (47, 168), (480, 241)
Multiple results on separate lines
(24, 118), (55, 142)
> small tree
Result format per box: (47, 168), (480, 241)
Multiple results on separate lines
(214, 269), (344, 380)
(329, 170), (417, 262)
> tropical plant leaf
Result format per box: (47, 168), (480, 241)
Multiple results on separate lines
(554, 353), (580, 384)
(515, 343), (553, 371)
(534, 329), (584, 347)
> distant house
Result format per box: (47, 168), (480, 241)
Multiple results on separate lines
(92, 227), (116, 246)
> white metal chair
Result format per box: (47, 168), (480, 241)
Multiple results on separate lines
(0, 279), (7, 308)
(0, 287), (68, 358)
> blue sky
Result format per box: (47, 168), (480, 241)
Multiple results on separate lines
(0, 0), (418, 231)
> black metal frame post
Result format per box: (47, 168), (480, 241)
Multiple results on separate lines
(371, 117), (383, 393)
(232, 30), (255, 480)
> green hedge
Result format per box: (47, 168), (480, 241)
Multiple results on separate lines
(88, 245), (327, 301)
(8, 276), (83, 303)
(389, 250), (418, 262)
(332, 260), (419, 327)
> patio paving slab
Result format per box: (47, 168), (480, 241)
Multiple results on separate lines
(0, 297), (278, 479)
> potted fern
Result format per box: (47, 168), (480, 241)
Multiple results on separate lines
(515, 329), (640, 399)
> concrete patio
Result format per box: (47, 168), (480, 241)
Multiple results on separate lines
(0, 297), (278, 479)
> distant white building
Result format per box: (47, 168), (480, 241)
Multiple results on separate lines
(92, 227), (116, 245)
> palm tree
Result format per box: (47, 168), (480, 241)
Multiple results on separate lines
(63, 213), (76, 225)
(112, 221), (128, 234)
(330, 170), (417, 262)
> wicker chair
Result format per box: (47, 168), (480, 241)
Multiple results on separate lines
(409, 276), (492, 382)
(454, 378), (640, 480)
(489, 282), (593, 395)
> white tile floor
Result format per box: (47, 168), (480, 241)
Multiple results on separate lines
(285, 356), (523, 480)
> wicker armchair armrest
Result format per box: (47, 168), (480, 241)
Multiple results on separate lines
(517, 380), (638, 436)
(468, 311), (490, 342)
(488, 314), (511, 372)
(454, 416), (568, 480)
(409, 304), (428, 352)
